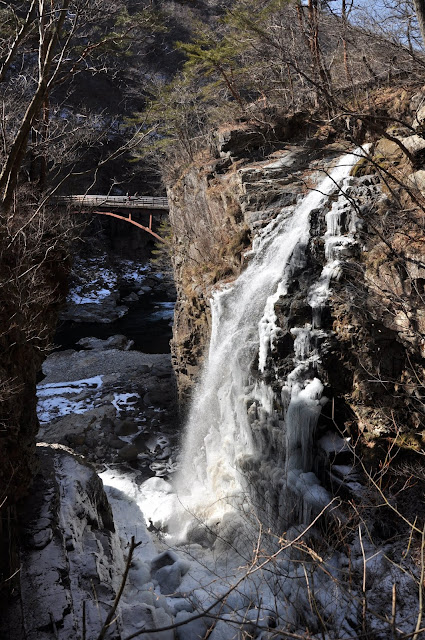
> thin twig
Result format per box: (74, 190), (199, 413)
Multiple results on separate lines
(413, 524), (425, 640)
(96, 536), (142, 640)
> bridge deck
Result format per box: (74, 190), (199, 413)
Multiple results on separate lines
(60, 195), (169, 211)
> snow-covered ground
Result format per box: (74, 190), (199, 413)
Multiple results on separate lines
(118, 258), (150, 285)
(67, 257), (149, 306)
(68, 263), (117, 305)
(101, 467), (284, 640)
(61, 256), (154, 323)
(37, 376), (103, 423)
(99, 465), (423, 640)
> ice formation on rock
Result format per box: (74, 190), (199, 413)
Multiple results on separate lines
(166, 149), (365, 539)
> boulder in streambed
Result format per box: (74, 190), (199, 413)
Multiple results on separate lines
(117, 443), (139, 461)
(115, 418), (139, 436)
(77, 334), (134, 350)
(37, 348), (177, 466)
(61, 293), (129, 324)
(122, 292), (139, 304)
(137, 285), (152, 294)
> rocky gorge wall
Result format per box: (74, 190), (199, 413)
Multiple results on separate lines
(167, 148), (246, 407)
(167, 121), (319, 407)
(0, 444), (122, 640)
(168, 108), (425, 508)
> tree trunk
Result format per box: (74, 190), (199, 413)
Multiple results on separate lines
(414, 0), (425, 48)
(0, 0), (37, 84)
(0, 0), (70, 214)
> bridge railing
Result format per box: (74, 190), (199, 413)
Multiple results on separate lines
(58, 195), (169, 210)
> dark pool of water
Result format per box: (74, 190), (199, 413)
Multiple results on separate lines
(54, 290), (174, 354)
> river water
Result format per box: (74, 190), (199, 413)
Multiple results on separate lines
(54, 287), (174, 354)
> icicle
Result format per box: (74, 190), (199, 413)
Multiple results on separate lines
(291, 327), (312, 361)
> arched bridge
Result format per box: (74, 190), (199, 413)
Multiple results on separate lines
(60, 195), (169, 243)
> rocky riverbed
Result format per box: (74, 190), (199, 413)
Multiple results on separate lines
(56, 253), (176, 352)
(3, 254), (192, 640)
(37, 342), (178, 475)
(37, 254), (179, 479)
(61, 255), (175, 324)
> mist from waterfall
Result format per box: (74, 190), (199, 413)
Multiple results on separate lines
(169, 149), (362, 537)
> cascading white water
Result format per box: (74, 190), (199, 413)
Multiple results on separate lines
(169, 149), (364, 535)
(99, 154), (410, 640)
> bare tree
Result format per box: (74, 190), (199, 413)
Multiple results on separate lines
(0, 0), (161, 595)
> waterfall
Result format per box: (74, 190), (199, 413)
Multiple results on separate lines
(140, 149), (363, 542)
(98, 150), (410, 640)
(169, 149), (363, 536)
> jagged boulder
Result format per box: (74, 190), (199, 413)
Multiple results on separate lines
(1, 445), (123, 640)
(77, 334), (134, 351)
(212, 124), (265, 158)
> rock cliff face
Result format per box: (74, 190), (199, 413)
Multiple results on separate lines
(0, 226), (71, 601)
(168, 117), (425, 485)
(167, 150), (246, 407)
(0, 445), (122, 640)
(168, 133), (347, 404)
(0, 247), (69, 506)
(168, 118), (317, 408)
